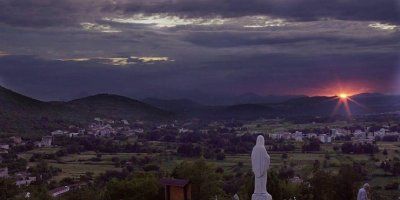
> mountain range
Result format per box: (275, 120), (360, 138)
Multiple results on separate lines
(1, 85), (400, 134)
(0, 86), (171, 134)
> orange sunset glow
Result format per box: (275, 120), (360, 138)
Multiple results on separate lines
(305, 80), (371, 97)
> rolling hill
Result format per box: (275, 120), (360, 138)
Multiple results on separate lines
(68, 94), (172, 120)
(0, 86), (173, 135)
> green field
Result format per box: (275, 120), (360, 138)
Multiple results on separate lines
(18, 141), (399, 198)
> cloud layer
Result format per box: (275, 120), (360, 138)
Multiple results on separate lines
(114, 0), (400, 23)
(0, 0), (399, 101)
(0, 0), (398, 28)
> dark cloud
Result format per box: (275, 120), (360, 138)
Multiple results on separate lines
(0, 0), (398, 28)
(0, 0), (107, 27)
(0, 52), (398, 100)
(115, 0), (400, 24)
(184, 31), (400, 48)
(0, 55), (169, 100)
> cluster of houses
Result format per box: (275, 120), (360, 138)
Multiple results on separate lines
(0, 137), (39, 187)
(0, 167), (37, 187)
(29, 118), (146, 145)
(351, 127), (400, 144)
(156, 120), (247, 135)
(34, 136), (53, 148)
(0, 164), (87, 198)
(86, 118), (145, 137)
(267, 127), (400, 144)
(268, 131), (334, 143)
(0, 136), (25, 154)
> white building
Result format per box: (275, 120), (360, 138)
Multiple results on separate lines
(15, 173), (36, 187)
(42, 136), (52, 147)
(68, 132), (79, 138)
(36, 136), (52, 147)
(51, 130), (65, 136)
(178, 128), (191, 134)
(133, 128), (144, 134)
(318, 134), (332, 143)
(374, 128), (387, 139)
(289, 176), (303, 184)
(292, 131), (303, 142)
(354, 130), (366, 139)
(0, 144), (10, 150)
(269, 133), (282, 140)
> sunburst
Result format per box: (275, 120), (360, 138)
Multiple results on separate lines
(331, 92), (364, 117)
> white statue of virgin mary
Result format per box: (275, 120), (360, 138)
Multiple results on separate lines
(251, 135), (272, 200)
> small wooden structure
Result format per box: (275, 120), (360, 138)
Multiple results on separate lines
(160, 178), (191, 200)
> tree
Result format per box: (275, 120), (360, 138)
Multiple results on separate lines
(177, 144), (201, 157)
(309, 170), (335, 200)
(0, 178), (18, 199)
(216, 152), (226, 160)
(143, 164), (160, 172)
(30, 185), (52, 200)
(382, 149), (388, 156)
(333, 165), (362, 200)
(63, 188), (103, 200)
(238, 172), (254, 200)
(172, 159), (225, 200)
(302, 139), (321, 152)
(278, 165), (294, 179)
(268, 170), (300, 200)
(104, 173), (160, 200)
(30, 160), (61, 181)
(392, 161), (400, 176)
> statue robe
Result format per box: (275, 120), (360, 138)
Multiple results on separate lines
(251, 136), (270, 194)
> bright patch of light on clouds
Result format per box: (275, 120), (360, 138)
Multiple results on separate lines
(58, 58), (90, 62)
(103, 14), (226, 28)
(368, 23), (397, 31)
(131, 56), (171, 63)
(0, 51), (9, 57)
(103, 14), (290, 29)
(58, 56), (172, 66)
(99, 58), (131, 66)
(81, 22), (121, 33)
(243, 16), (286, 28)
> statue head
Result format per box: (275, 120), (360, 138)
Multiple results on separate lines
(256, 135), (265, 146)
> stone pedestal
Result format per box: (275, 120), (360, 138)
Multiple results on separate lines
(251, 193), (272, 200)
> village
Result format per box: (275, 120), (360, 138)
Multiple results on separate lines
(1, 116), (399, 198)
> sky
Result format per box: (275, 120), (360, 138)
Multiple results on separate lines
(0, 0), (399, 101)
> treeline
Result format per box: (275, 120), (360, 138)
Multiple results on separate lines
(379, 159), (400, 176)
(341, 142), (379, 154)
(302, 138), (321, 152)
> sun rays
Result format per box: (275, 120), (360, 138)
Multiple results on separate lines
(331, 92), (366, 118)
